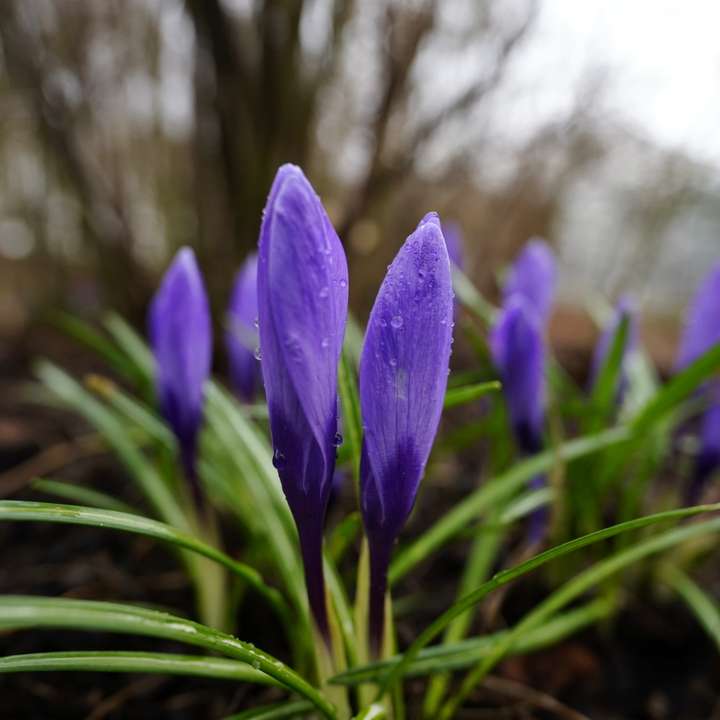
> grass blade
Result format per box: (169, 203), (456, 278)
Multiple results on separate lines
(0, 500), (290, 624)
(338, 350), (362, 489)
(662, 565), (720, 650)
(332, 597), (614, 685)
(32, 478), (137, 514)
(380, 503), (720, 696)
(443, 381), (501, 409)
(0, 651), (277, 685)
(390, 426), (630, 583)
(0, 596), (336, 719)
(222, 701), (313, 719)
(441, 516), (720, 718)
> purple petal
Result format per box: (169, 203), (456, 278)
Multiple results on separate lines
(226, 253), (260, 402)
(490, 295), (545, 453)
(149, 247), (212, 486)
(359, 211), (453, 653)
(257, 164), (348, 639)
(504, 238), (556, 325)
(676, 263), (720, 369)
(359, 212), (454, 544)
(442, 220), (464, 270)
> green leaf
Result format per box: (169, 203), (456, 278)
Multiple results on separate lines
(32, 478), (137, 514)
(103, 312), (154, 386)
(35, 361), (188, 531)
(451, 268), (496, 325)
(587, 315), (629, 432)
(332, 597), (614, 685)
(379, 502), (720, 697)
(0, 596), (336, 719)
(390, 426), (630, 584)
(440, 515), (720, 718)
(443, 381), (501, 409)
(327, 512), (363, 565)
(0, 500), (290, 624)
(338, 350), (363, 490)
(49, 312), (135, 382)
(222, 701), (313, 720)
(662, 565), (720, 651)
(632, 341), (720, 434)
(0, 651), (277, 685)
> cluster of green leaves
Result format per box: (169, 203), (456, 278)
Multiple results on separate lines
(1, 276), (720, 718)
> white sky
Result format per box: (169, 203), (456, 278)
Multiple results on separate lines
(512, 0), (720, 165)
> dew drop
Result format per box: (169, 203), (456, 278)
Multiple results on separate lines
(321, 337), (330, 349)
(440, 318), (447, 325)
(391, 315), (404, 329)
(339, 278), (347, 288)
(333, 432), (343, 447)
(389, 357), (397, 367)
(380, 319), (387, 328)
(272, 449), (286, 469)
(253, 317), (259, 329)
(254, 347), (262, 361)
(252, 659), (261, 670)
(319, 286), (329, 299)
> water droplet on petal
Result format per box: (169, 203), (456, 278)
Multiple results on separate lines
(389, 357), (397, 367)
(339, 278), (347, 288)
(321, 337), (330, 349)
(253, 317), (259, 329)
(272, 449), (286, 469)
(319, 286), (329, 299)
(391, 315), (403, 329)
(333, 432), (343, 447)
(254, 347), (262, 361)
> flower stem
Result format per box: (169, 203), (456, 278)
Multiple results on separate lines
(368, 538), (392, 658)
(298, 521), (331, 645)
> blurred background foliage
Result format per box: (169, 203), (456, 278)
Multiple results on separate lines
(0, 0), (718, 371)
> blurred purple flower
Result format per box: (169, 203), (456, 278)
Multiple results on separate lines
(676, 264), (720, 501)
(490, 295), (545, 455)
(257, 164), (348, 641)
(226, 253), (260, 402)
(503, 237), (556, 325)
(149, 247), (212, 506)
(359, 212), (453, 653)
(442, 220), (464, 270)
(589, 296), (638, 405)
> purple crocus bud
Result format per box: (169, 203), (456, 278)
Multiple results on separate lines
(490, 295), (547, 540)
(149, 247), (212, 506)
(589, 296), (638, 405)
(359, 212), (453, 654)
(677, 264), (720, 502)
(503, 238), (556, 324)
(226, 253), (260, 402)
(490, 295), (545, 455)
(442, 220), (464, 270)
(257, 164), (348, 641)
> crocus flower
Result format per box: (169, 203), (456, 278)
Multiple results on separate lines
(257, 164), (348, 641)
(492, 239), (556, 540)
(676, 263), (720, 502)
(589, 296), (638, 406)
(442, 220), (464, 270)
(149, 247), (212, 506)
(503, 237), (556, 325)
(226, 253), (260, 401)
(359, 212), (453, 653)
(490, 296), (545, 455)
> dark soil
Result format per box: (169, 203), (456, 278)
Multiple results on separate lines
(1, 332), (720, 719)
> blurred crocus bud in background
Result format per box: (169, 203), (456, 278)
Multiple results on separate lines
(676, 263), (720, 502)
(492, 238), (556, 541)
(257, 164), (348, 641)
(503, 237), (556, 325)
(359, 212), (454, 654)
(149, 247), (212, 506)
(442, 220), (464, 270)
(226, 253), (260, 402)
